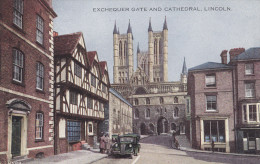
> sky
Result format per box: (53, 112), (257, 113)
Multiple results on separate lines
(52, 0), (260, 82)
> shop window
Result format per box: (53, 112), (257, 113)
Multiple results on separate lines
(204, 120), (225, 143)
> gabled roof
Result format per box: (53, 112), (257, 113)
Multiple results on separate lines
(109, 88), (132, 107)
(99, 61), (107, 75)
(232, 47), (260, 61)
(189, 62), (232, 72)
(54, 32), (82, 56)
(87, 51), (97, 66)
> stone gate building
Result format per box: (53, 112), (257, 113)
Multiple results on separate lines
(111, 18), (188, 135)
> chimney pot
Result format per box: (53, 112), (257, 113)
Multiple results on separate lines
(229, 48), (245, 61)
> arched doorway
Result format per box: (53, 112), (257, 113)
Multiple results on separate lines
(157, 117), (168, 135)
(140, 123), (146, 135)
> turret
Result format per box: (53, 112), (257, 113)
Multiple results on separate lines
(148, 18), (154, 82)
(181, 57), (187, 84)
(162, 16), (168, 81)
(113, 21), (119, 83)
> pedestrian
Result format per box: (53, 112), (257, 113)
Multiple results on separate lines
(99, 133), (106, 153)
(211, 139), (215, 152)
(105, 133), (111, 154)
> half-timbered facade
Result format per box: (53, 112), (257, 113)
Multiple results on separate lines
(54, 32), (109, 154)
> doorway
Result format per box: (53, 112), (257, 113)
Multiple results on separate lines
(11, 116), (22, 157)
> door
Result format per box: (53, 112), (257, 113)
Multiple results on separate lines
(11, 116), (22, 157)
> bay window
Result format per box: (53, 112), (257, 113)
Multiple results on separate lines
(243, 104), (260, 123)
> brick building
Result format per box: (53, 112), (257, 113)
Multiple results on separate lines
(230, 48), (260, 154)
(0, 0), (57, 162)
(54, 32), (110, 154)
(188, 61), (235, 152)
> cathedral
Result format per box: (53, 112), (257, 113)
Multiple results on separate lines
(111, 17), (188, 135)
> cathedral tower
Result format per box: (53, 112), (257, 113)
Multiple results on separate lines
(113, 20), (134, 84)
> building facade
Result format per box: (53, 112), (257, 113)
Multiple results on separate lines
(188, 61), (235, 153)
(54, 32), (109, 154)
(111, 18), (187, 135)
(230, 48), (260, 154)
(0, 0), (57, 162)
(99, 88), (133, 138)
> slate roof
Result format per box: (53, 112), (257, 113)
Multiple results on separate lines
(232, 47), (260, 61)
(109, 88), (132, 107)
(54, 32), (82, 56)
(189, 62), (232, 72)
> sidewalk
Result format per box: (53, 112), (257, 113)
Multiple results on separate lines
(23, 149), (107, 164)
(175, 135), (260, 158)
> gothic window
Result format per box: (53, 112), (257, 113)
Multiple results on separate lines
(13, 0), (24, 29)
(146, 98), (150, 105)
(124, 41), (127, 65)
(134, 109), (139, 119)
(119, 41), (122, 65)
(174, 107), (179, 117)
(145, 109), (150, 118)
(160, 97), (164, 104)
(36, 62), (44, 90)
(154, 40), (157, 64)
(174, 97), (178, 103)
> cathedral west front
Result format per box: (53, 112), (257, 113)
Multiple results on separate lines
(111, 17), (188, 135)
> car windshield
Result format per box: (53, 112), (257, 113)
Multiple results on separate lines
(120, 137), (134, 142)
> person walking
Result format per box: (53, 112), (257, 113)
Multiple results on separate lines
(99, 133), (106, 153)
(105, 133), (111, 154)
(211, 139), (215, 152)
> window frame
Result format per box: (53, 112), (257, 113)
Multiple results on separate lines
(173, 107), (179, 118)
(67, 120), (81, 142)
(134, 108), (139, 119)
(203, 120), (225, 143)
(12, 48), (24, 83)
(91, 74), (96, 87)
(74, 62), (82, 78)
(87, 97), (93, 109)
(145, 109), (150, 119)
(146, 98), (150, 105)
(70, 91), (78, 105)
(36, 62), (44, 90)
(245, 63), (254, 75)
(206, 95), (217, 111)
(245, 82), (255, 98)
(160, 97), (164, 104)
(242, 103), (260, 123)
(36, 15), (44, 45)
(205, 74), (216, 87)
(35, 112), (44, 141)
(88, 122), (93, 136)
(13, 0), (24, 29)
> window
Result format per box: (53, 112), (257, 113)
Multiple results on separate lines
(13, 0), (23, 28)
(36, 62), (44, 90)
(134, 109), (139, 119)
(205, 74), (216, 87)
(171, 123), (176, 131)
(13, 49), (24, 82)
(160, 97), (164, 104)
(145, 109), (150, 118)
(243, 105), (247, 122)
(174, 107), (179, 117)
(146, 98), (150, 105)
(174, 97), (178, 103)
(91, 74), (96, 87)
(186, 99), (190, 114)
(67, 121), (81, 142)
(87, 97), (93, 109)
(35, 112), (43, 140)
(88, 123), (93, 134)
(36, 15), (44, 44)
(74, 62), (82, 78)
(134, 99), (139, 105)
(245, 82), (255, 98)
(70, 91), (77, 105)
(245, 63), (254, 75)
(204, 120), (225, 143)
(206, 95), (217, 111)
(102, 83), (107, 93)
(249, 105), (257, 121)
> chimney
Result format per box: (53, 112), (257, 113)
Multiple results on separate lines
(229, 48), (245, 61)
(53, 31), (58, 37)
(220, 50), (228, 64)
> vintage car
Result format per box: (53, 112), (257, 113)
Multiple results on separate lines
(111, 134), (140, 157)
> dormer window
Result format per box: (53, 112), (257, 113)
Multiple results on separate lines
(205, 74), (216, 87)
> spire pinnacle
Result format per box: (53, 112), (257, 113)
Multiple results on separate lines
(113, 20), (118, 34)
(148, 17), (153, 32)
(137, 42), (140, 53)
(127, 19), (132, 33)
(182, 57), (187, 75)
(163, 16), (168, 30)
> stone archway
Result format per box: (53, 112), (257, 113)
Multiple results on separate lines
(140, 123), (146, 135)
(157, 117), (168, 135)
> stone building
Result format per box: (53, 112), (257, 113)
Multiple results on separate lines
(230, 48), (260, 154)
(0, 0), (57, 162)
(99, 88), (133, 138)
(54, 32), (110, 154)
(188, 61), (235, 153)
(111, 18), (187, 135)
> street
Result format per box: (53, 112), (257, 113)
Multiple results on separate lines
(93, 135), (260, 164)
